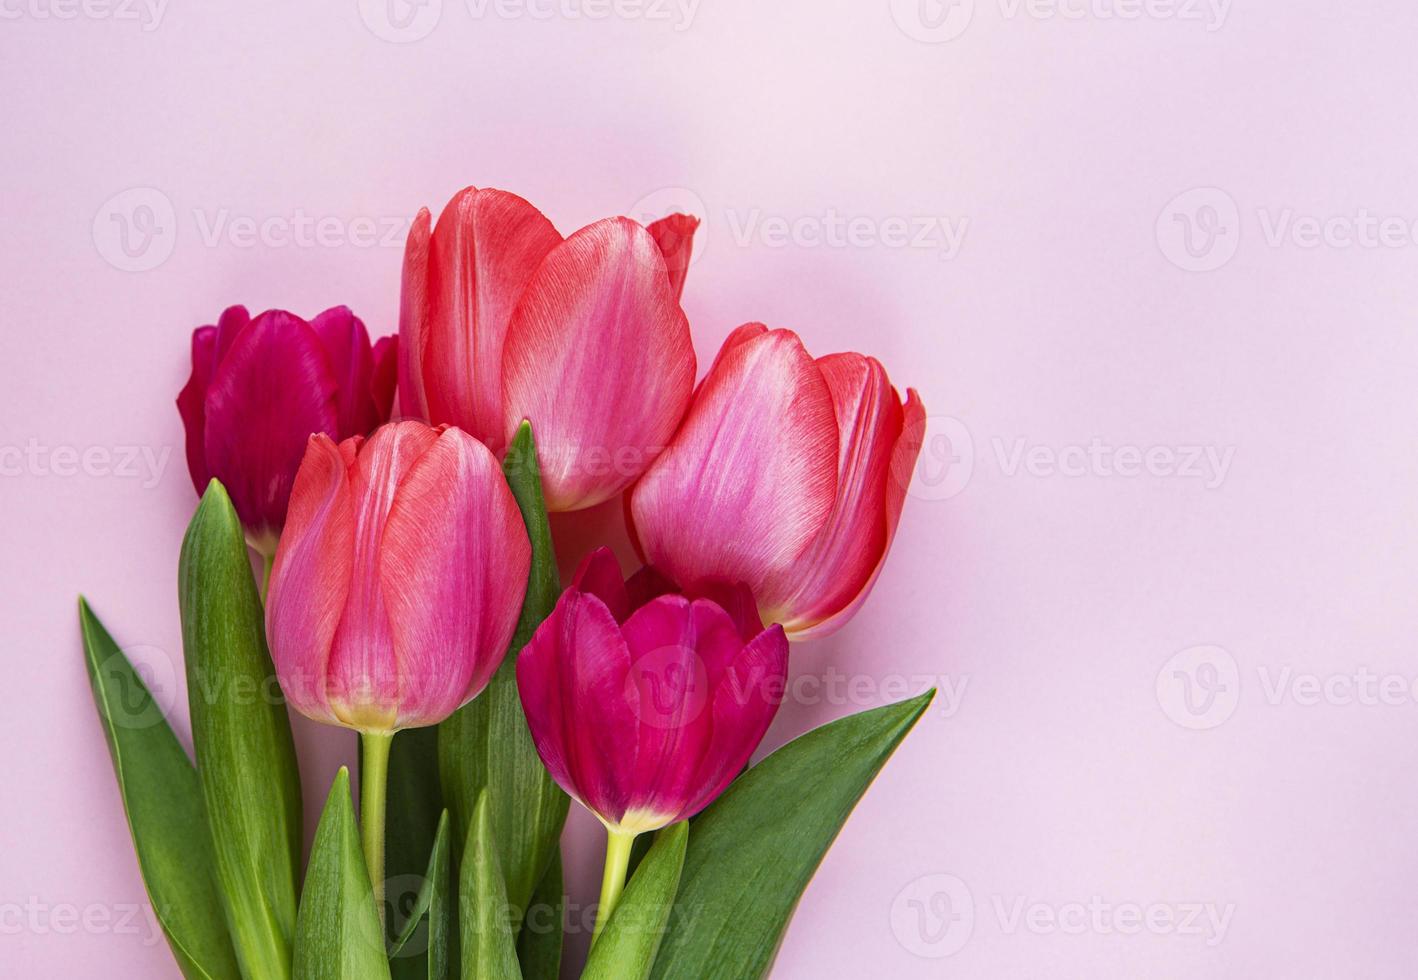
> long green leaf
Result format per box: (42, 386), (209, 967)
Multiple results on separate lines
(582, 823), (688, 980)
(380, 726), (444, 980)
(649, 690), (936, 979)
(439, 423), (568, 923)
(459, 792), (522, 980)
(387, 809), (452, 980)
(293, 769), (392, 980)
(514, 849), (562, 980)
(179, 480), (303, 979)
(79, 599), (241, 980)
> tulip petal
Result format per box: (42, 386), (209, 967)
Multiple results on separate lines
(202, 310), (339, 550)
(502, 217), (696, 512)
(323, 421), (439, 730)
(310, 306), (378, 438)
(621, 597), (743, 824)
(646, 213), (698, 302)
(370, 335), (398, 423)
(570, 547), (631, 623)
(176, 325), (218, 493)
(398, 207), (433, 422)
(518, 591), (640, 825)
(682, 624), (787, 820)
(629, 327), (837, 616)
(403, 188), (562, 450)
(378, 427), (530, 728)
(793, 386), (925, 640)
(210, 304), (251, 369)
(625, 564), (676, 614)
(771, 354), (903, 634)
(266, 435), (356, 726)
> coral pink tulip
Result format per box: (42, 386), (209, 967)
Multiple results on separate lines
(177, 304), (397, 556)
(629, 323), (926, 640)
(398, 186), (698, 512)
(265, 420), (529, 733)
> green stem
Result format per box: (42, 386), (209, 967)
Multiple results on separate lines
(360, 731), (395, 927)
(260, 552), (274, 604)
(592, 828), (637, 945)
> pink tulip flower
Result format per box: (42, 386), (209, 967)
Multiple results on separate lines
(398, 186), (698, 513)
(629, 323), (926, 640)
(177, 304), (397, 556)
(516, 546), (787, 939)
(265, 420), (530, 734)
(517, 547), (786, 830)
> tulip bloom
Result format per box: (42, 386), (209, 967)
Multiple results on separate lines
(398, 186), (697, 512)
(267, 420), (530, 908)
(266, 420), (529, 734)
(629, 324), (926, 640)
(177, 304), (397, 557)
(516, 547), (787, 938)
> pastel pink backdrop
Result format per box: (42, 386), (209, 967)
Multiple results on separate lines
(5, 1), (1418, 976)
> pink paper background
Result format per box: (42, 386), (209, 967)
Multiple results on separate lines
(5, 1), (1418, 976)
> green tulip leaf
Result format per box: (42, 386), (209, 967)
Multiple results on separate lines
(515, 848), (563, 980)
(79, 598), (241, 980)
(387, 809), (452, 980)
(440, 423), (568, 924)
(648, 690), (936, 980)
(179, 480), (303, 979)
(459, 792), (523, 980)
(379, 726), (445, 979)
(582, 823), (688, 980)
(293, 769), (392, 980)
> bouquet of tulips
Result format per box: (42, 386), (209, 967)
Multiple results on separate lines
(81, 186), (931, 980)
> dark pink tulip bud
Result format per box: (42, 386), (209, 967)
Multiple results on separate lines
(516, 548), (787, 836)
(176, 305), (397, 556)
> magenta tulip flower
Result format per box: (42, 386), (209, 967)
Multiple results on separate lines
(266, 420), (529, 734)
(398, 186), (698, 513)
(629, 323), (926, 640)
(516, 547), (787, 938)
(177, 304), (397, 557)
